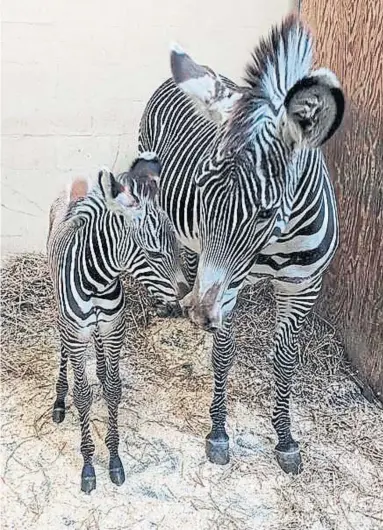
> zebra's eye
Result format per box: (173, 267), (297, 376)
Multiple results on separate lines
(258, 208), (276, 220)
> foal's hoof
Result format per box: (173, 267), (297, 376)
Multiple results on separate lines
(81, 464), (96, 494)
(109, 456), (125, 486)
(206, 432), (230, 465)
(275, 444), (303, 475)
(52, 402), (65, 423)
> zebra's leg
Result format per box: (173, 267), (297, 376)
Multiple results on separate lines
(271, 275), (322, 474)
(206, 315), (236, 465)
(94, 329), (106, 386)
(67, 335), (96, 493)
(52, 343), (69, 423)
(183, 247), (199, 288)
(98, 308), (126, 486)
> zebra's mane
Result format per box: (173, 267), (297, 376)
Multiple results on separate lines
(244, 14), (313, 103)
(225, 15), (313, 150)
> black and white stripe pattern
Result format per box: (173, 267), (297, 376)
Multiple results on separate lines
(48, 156), (188, 493)
(138, 15), (344, 473)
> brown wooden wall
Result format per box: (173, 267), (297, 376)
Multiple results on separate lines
(301, 0), (383, 399)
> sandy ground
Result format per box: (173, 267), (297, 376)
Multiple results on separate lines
(1, 256), (383, 529)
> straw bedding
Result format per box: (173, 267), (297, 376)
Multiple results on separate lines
(1, 253), (382, 530)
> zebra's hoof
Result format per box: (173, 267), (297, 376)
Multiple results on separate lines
(81, 464), (96, 494)
(109, 456), (125, 486)
(52, 404), (65, 423)
(275, 445), (303, 475)
(206, 433), (230, 465)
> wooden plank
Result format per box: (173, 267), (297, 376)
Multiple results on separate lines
(301, 0), (383, 399)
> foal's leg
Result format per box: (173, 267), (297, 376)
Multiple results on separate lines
(52, 343), (69, 423)
(94, 329), (106, 386)
(205, 315), (236, 465)
(98, 309), (126, 486)
(271, 275), (322, 474)
(66, 332), (96, 493)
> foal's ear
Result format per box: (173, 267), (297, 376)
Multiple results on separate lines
(170, 43), (242, 124)
(98, 167), (140, 216)
(281, 68), (345, 149)
(98, 167), (123, 199)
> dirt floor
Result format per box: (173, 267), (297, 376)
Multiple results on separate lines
(1, 254), (383, 530)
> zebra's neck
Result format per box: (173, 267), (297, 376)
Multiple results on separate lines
(70, 201), (130, 291)
(141, 79), (327, 256)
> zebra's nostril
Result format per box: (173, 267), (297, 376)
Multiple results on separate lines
(201, 316), (218, 334)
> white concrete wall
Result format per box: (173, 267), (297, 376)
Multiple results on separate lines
(1, 0), (291, 254)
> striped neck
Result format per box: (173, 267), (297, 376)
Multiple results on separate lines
(75, 197), (132, 286)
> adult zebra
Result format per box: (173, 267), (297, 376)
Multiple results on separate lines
(48, 154), (188, 492)
(139, 15), (345, 474)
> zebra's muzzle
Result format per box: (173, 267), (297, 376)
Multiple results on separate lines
(180, 284), (223, 332)
(154, 299), (183, 318)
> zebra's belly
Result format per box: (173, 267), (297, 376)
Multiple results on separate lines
(248, 261), (319, 283)
(177, 231), (327, 283)
(58, 307), (96, 339)
(247, 242), (331, 284)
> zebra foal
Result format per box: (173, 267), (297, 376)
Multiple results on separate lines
(47, 154), (188, 493)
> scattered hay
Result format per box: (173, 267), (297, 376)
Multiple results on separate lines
(1, 253), (383, 530)
(0, 253), (150, 382)
(1, 253), (57, 381)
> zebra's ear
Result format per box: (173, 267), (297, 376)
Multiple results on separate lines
(128, 152), (161, 201)
(98, 168), (140, 217)
(98, 168), (123, 199)
(170, 43), (242, 124)
(282, 68), (345, 149)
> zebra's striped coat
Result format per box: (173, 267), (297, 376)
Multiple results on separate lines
(139, 16), (344, 473)
(48, 156), (188, 493)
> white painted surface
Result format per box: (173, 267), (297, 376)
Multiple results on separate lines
(1, 0), (291, 253)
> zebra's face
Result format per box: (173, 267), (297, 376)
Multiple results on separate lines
(133, 204), (189, 316)
(170, 41), (344, 331)
(118, 153), (189, 315)
(186, 144), (290, 330)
